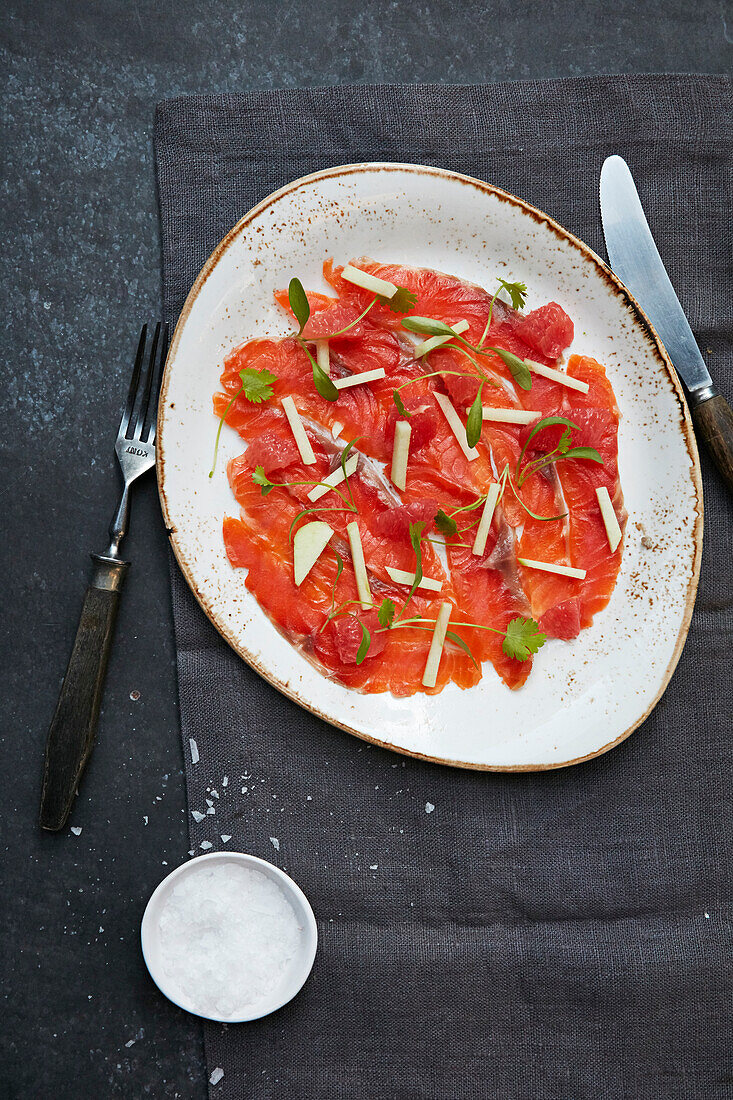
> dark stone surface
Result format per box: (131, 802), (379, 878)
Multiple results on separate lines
(0, 2), (729, 1097)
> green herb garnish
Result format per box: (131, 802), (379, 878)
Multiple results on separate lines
(502, 617), (547, 662)
(209, 367), (279, 477)
(355, 621), (371, 664)
(377, 597), (396, 628)
(515, 416), (603, 487)
(378, 286), (418, 314)
(497, 278), (528, 311)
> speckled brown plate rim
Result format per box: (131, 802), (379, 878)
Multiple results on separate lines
(157, 161), (703, 773)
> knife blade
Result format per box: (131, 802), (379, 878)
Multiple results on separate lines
(600, 154), (733, 493)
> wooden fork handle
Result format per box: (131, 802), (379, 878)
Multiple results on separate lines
(691, 390), (733, 495)
(39, 554), (129, 831)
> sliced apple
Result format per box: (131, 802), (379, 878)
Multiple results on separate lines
(341, 264), (398, 299)
(525, 359), (589, 393)
(472, 482), (501, 557)
(475, 407), (542, 425)
(434, 391), (479, 461)
(518, 557), (586, 580)
(281, 395), (316, 465)
(307, 454), (359, 502)
(347, 521), (372, 609)
(315, 340), (330, 376)
(390, 420), (412, 491)
(413, 319), (470, 357)
(293, 521), (333, 586)
(385, 566), (442, 592)
(596, 486), (623, 552)
(332, 367), (386, 390)
(422, 602), (452, 688)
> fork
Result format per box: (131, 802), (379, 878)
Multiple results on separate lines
(39, 323), (169, 831)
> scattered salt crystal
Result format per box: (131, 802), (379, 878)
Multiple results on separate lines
(269, 837), (280, 851)
(191, 811), (205, 823)
(306, 795), (312, 801)
(189, 739), (199, 765)
(143, 816), (148, 825)
(70, 827), (82, 836)
(212, 790), (219, 799)
(425, 802), (435, 814)
(188, 850), (195, 857)
(705, 911), (710, 919)
(125, 1039), (135, 1048)
(242, 787), (248, 794)
(99, 926), (104, 933)
(158, 862), (302, 1019)
(220, 835), (232, 844)
(222, 777), (228, 787)
(200, 841), (213, 850)
(206, 807), (215, 815)
(206, 798), (214, 808)
(369, 864), (378, 870)
(210, 1067), (224, 1085)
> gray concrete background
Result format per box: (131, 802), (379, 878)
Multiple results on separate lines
(1, 2), (730, 1096)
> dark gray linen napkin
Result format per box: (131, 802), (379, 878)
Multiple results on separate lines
(155, 76), (732, 1099)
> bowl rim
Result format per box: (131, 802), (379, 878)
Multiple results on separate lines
(140, 850), (318, 1023)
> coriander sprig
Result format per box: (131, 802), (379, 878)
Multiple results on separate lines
(209, 366), (278, 478)
(515, 416), (603, 487)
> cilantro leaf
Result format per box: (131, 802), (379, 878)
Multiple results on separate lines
(238, 367), (277, 404)
(498, 278), (528, 311)
(434, 509), (458, 537)
(252, 465), (275, 496)
(288, 277), (310, 333)
(502, 617), (546, 662)
(355, 621), (371, 664)
(557, 427), (573, 455)
(378, 286), (418, 314)
(392, 389), (413, 419)
(517, 416), (579, 472)
(377, 598), (396, 629)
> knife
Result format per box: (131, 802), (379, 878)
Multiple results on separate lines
(600, 154), (733, 493)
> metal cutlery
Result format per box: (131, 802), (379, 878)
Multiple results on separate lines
(39, 323), (168, 831)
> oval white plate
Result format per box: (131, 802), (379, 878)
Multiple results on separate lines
(158, 163), (702, 771)
(141, 852), (318, 1022)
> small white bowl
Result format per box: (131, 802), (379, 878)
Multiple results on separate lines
(140, 851), (318, 1022)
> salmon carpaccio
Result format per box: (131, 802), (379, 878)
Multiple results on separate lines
(215, 259), (626, 697)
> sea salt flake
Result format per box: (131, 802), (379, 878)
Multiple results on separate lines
(125, 1039), (135, 1048)
(70, 827), (82, 836)
(191, 811), (205, 823)
(206, 807), (216, 815)
(200, 841), (213, 850)
(212, 790), (219, 799)
(189, 739), (199, 765)
(269, 837), (280, 851)
(210, 1067), (224, 1085)
(206, 798), (214, 808)
(369, 864), (378, 870)
(222, 777), (228, 787)
(220, 835), (232, 844)
(143, 816), (148, 825)
(425, 802), (435, 814)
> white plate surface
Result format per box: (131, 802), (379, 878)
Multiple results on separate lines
(158, 163), (702, 770)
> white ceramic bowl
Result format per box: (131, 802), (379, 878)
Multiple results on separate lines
(140, 851), (318, 1022)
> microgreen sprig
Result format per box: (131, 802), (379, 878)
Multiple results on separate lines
(515, 416), (603, 487)
(209, 366), (278, 478)
(288, 277), (338, 402)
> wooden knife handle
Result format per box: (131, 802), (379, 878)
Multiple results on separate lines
(691, 391), (733, 495)
(39, 554), (129, 831)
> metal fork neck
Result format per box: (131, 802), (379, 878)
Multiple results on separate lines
(103, 480), (131, 559)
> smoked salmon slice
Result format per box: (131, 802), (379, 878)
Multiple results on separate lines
(213, 259), (622, 697)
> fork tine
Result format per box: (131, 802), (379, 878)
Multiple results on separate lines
(132, 322), (161, 440)
(119, 325), (148, 438)
(144, 322), (169, 444)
